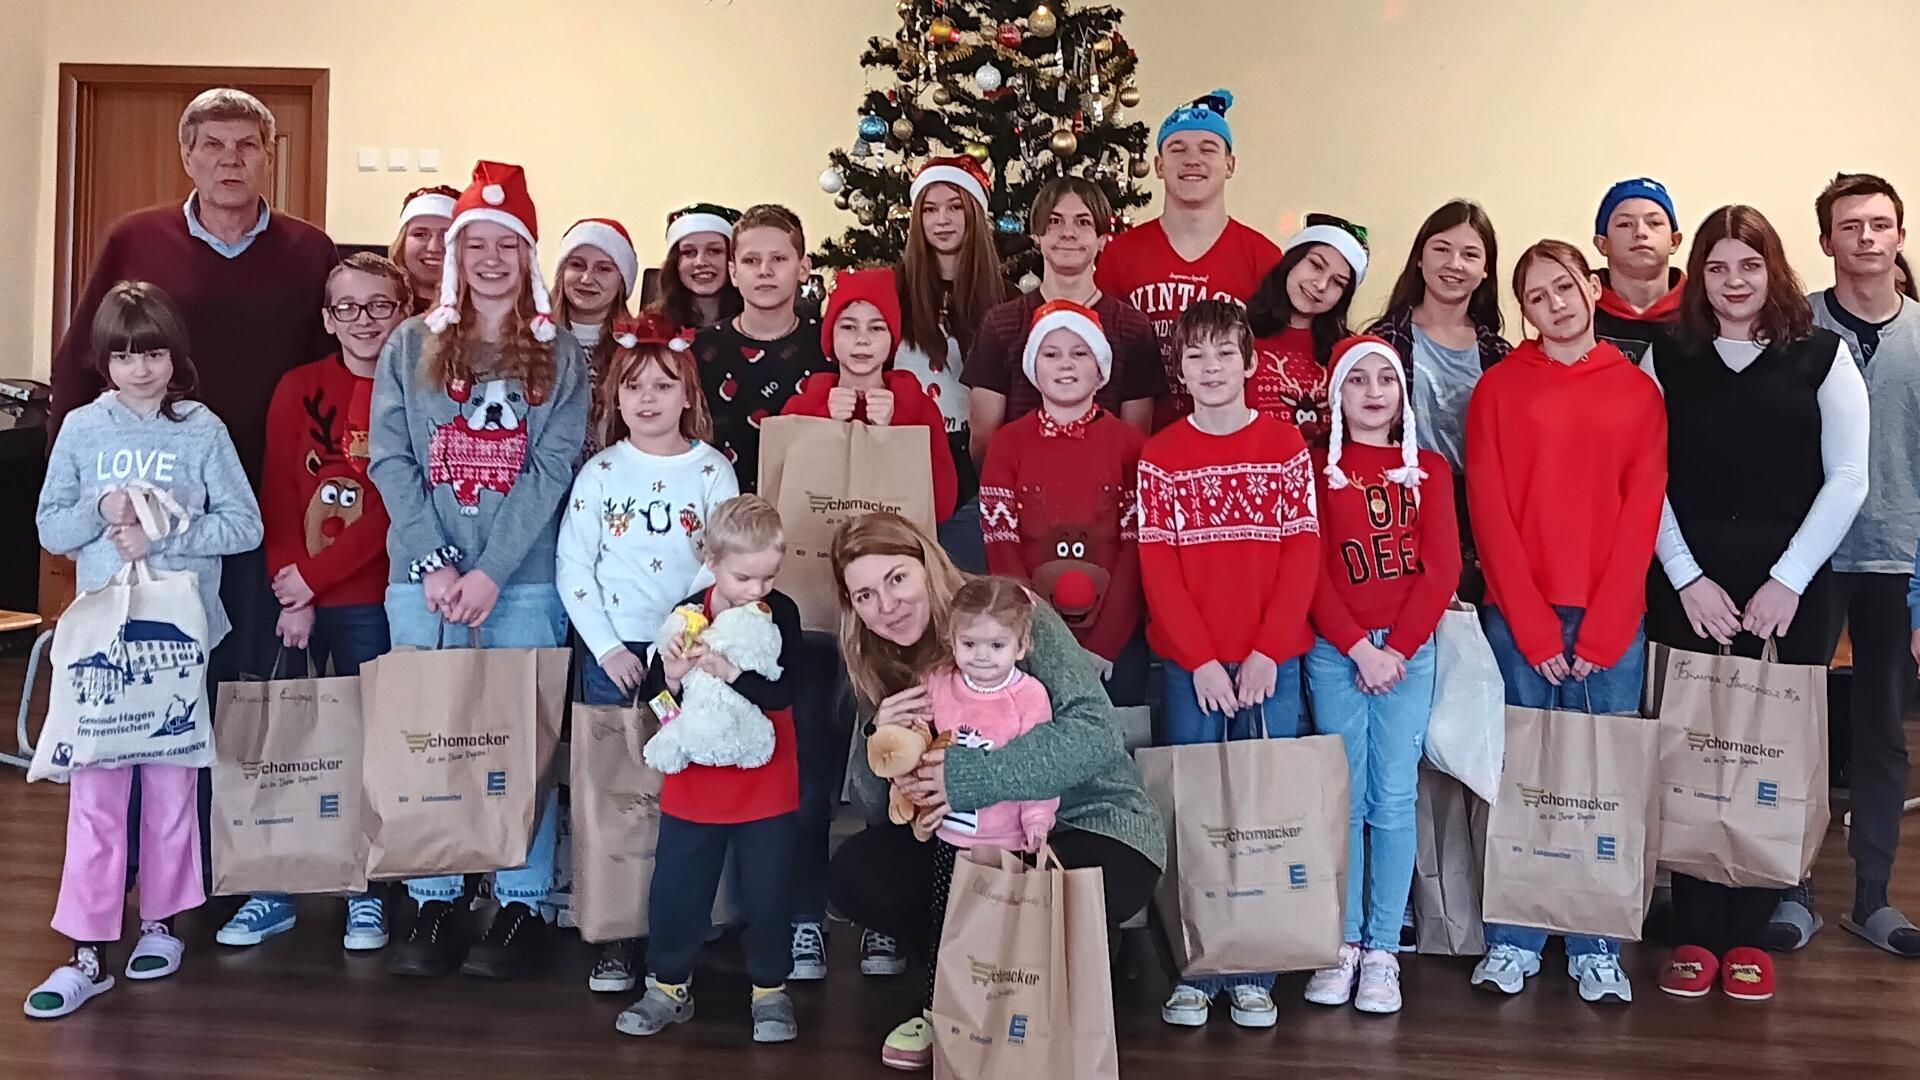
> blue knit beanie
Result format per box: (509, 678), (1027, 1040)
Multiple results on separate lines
(1595, 178), (1678, 236)
(1158, 89), (1235, 152)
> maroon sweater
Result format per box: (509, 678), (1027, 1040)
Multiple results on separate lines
(51, 206), (339, 486)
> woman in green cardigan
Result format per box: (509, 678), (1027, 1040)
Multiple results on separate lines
(825, 511), (1164, 1072)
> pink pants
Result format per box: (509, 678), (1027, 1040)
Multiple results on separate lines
(52, 764), (205, 942)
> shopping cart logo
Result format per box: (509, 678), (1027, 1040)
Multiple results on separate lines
(1596, 835), (1618, 861)
(1756, 780), (1780, 808)
(319, 793), (341, 819)
(485, 770), (507, 796)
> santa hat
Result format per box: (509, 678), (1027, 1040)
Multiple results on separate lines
(665, 202), (741, 251)
(910, 156), (990, 214)
(1324, 335), (1425, 492)
(397, 184), (458, 228)
(1022, 300), (1113, 389)
(1286, 222), (1370, 285)
(424, 161), (556, 343)
(612, 309), (697, 353)
(556, 218), (639, 298)
(820, 267), (903, 364)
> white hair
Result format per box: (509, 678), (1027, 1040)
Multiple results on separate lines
(178, 88), (276, 149)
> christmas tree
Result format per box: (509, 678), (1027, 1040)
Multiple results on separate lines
(813, 0), (1150, 283)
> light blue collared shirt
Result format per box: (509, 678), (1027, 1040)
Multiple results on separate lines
(182, 192), (271, 259)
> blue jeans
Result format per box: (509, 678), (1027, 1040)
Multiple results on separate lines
(937, 496), (986, 574)
(1480, 603), (1645, 958)
(1304, 632), (1436, 952)
(1158, 654), (1304, 993)
(387, 582), (569, 908)
(578, 639), (650, 707)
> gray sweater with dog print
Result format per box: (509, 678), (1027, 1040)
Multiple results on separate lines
(368, 318), (588, 587)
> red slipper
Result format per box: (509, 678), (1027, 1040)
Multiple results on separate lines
(1658, 945), (1718, 998)
(1721, 947), (1774, 1001)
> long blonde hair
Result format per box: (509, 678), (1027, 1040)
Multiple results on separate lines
(419, 246), (557, 401)
(831, 512), (968, 706)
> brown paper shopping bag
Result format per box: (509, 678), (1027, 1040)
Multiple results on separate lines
(211, 675), (368, 896)
(931, 846), (1117, 1080)
(757, 415), (936, 631)
(1481, 706), (1661, 941)
(1137, 733), (1349, 976)
(1412, 764), (1489, 956)
(360, 641), (570, 879)
(1645, 643), (1829, 888)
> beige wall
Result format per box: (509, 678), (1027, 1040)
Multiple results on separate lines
(9, 0), (1919, 377)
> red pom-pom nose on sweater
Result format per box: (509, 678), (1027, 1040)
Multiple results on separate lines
(1053, 570), (1098, 612)
(321, 517), (347, 539)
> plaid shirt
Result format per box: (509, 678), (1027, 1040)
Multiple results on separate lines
(960, 292), (1168, 423)
(1365, 307), (1512, 382)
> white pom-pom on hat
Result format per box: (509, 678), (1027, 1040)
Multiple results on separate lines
(482, 183), (506, 206)
(1324, 335), (1425, 493)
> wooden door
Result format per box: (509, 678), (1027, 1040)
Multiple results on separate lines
(40, 65), (329, 623)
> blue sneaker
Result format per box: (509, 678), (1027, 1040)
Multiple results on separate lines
(216, 896), (296, 947)
(344, 894), (388, 951)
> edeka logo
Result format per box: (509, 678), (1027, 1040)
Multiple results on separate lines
(238, 757), (345, 781)
(1203, 823), (1304, 849)
(319, 793), (341, 819)
(402, 730), (510, 753)
(1596, 835), (1618, 861)
(1756, 780), (1780, 808)
(1685, 729), (1787, 759)
(807, 492), (906, 516)
(1517, 785), (1621, 812)
(485, 770), (507, 796)
(1008, 1015), (1029, 1044)
(1287, 863), (1308, 890)
(968, 956), (1042, 990)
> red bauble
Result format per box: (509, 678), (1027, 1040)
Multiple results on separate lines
(997, 23), (1023, 47)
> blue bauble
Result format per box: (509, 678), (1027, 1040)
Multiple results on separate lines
(858, 114), (888, 141)
(996, 213), (1022, 235)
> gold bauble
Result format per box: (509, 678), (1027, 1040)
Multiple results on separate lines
(929, 16), (955, 43)
(891, 116), (915, 140)
(1093, 36), (1114, 55)
(931, 84), (952, 106)
(1029, 5), (1057, 37)
(964, 141), (990, 162)
(1118, 85), (1141, 108)
(1130, 156), (1150, 178)
(834, 193), (852, 210)
(1049, 127), (1078, 158)
(888, 203), (912, 223)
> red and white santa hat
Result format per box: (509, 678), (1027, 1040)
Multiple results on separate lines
(424, 161), (556, 343)
(910, 156), (990, 213)
(397, 184), (459, 228)
(556, 217), (639, 299)
(1324, 334), (1425, 491)
(1022, 299), (1112, 389)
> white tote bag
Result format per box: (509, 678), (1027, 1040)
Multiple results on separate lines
(30, 485), (212, 782)
(1424, 601), (1505, 805)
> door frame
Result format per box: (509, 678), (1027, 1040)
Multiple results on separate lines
(50, 63), (330, 348)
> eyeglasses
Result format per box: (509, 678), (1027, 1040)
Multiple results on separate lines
(326, 299), (403, 322)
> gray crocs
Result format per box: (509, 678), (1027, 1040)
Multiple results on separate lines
(1841, 906), (1920, 958)
(1764, 898), (1823, 952)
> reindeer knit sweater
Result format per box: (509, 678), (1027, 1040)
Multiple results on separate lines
(261, 355), (391, 608)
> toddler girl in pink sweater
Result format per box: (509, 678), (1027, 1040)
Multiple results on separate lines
(927, 577), (1059, 852)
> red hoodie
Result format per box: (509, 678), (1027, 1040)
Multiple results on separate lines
(1465, 339), (1666, 667)
(781, 369), (959, 522)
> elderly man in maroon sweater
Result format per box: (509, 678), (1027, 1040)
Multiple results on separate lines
(51, 88), (337, 683)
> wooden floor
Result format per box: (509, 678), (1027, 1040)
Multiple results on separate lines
(3, 657), (1919, 1079)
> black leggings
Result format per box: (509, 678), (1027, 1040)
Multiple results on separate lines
(829, 824), (1161, 1002)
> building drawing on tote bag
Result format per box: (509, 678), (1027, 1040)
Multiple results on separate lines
(66, 618), (206, 707)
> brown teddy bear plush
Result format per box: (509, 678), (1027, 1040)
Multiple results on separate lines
(867, 720), (954, 841)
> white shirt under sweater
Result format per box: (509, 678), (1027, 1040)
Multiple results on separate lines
(1640, 338), (1870, 594)
(556, 438), (739, 661)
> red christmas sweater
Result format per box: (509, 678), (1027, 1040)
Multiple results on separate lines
(1465, 339), (1667, 667)
(780, 370), (959, 523)
(650, 586), (803, 824)
(1137, 412), (1321, 670)
(262, 354), (391, 607)
(1308, 442), (1461, 657)
(1251, 325), (1331, 448)
(1096, 217), (1283, 427)
(978, 406), (1145, 661)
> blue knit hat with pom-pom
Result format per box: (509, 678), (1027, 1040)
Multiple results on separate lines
(1158, 89), (1236, 151)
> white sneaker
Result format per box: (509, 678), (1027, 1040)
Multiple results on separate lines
(1569, 951), (1632, 1003)
(1470, 943), (1540, 994)
(860, 929), (906, 976)
(1226, 984), (1277, 1028)
(1303, 943), (1362, 1006)
(1160, 984), (1211, 1027)
(1354, 950), (1402, 1014)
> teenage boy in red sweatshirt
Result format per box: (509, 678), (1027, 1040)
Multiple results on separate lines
(1138, 299), (1320, 1030)
(1466, 239), (1666, 1005)
(1592, 177), (1685, 362)
(979, 300), (1147, 704)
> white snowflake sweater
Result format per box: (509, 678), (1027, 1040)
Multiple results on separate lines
(556, 439), (739, 661)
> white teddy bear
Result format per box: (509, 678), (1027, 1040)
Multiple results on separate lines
(642, 601), (784, 774)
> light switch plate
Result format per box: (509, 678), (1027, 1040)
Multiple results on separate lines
(356, 148), (379, 171)
(387, 147), (409, 171)
(418, 148), (441, 173)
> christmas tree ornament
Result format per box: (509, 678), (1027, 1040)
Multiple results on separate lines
(1029, 4), (1057, 37)
(996, 213), (1023, 235)
(859, 114), (887, 141)
(931, 84), (952, 106)
(964, 141), (990, 162)
(1131, 155), (1151, 178)
(834, 193), (852, 210)
(819, 167), (846, 194)
(896, 0), (912, 13)
(1049, 127), (1078, 157)
(997, 22), (1023, 47)
(1093, 35), (1113, 55)
(851, 139), (872, 160)
(891, 115), (915, 140)
(974, 62), (1003, 93)
(1017, 271), (1041, 292)
(859, 205), (880, 226)
(888, 203), (912, 223)
(1118, 84), (1141, 108)
(928, 16), (956, 44)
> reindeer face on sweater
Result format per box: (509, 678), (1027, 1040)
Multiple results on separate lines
(304, 453), (367, 556)
(1033, 526), (1111, 628)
